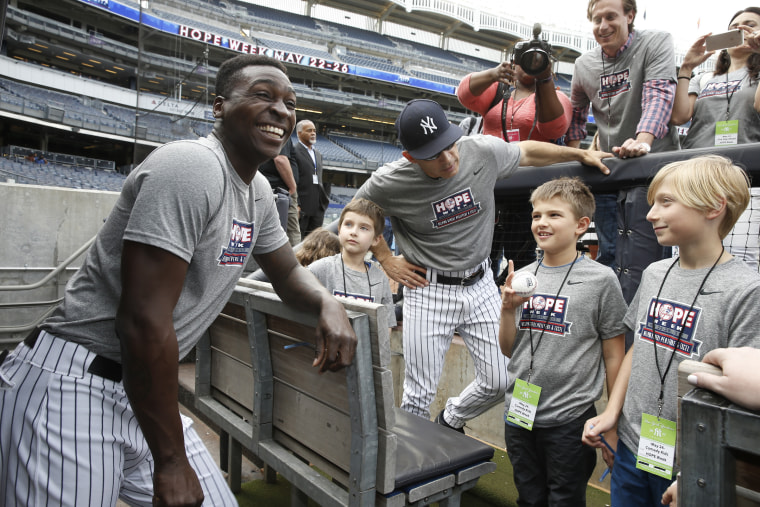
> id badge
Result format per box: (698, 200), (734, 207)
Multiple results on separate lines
(715, 120), (739, 146)
(636, 413), (676, 479)
(506, 129), (520, 143)
(506, 379), (541, 430)
(312, 173), (319, 184)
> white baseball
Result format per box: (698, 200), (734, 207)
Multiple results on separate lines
(511, 271), (538, 297)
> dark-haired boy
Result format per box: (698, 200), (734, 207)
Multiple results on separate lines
(309, 198), (396, 330)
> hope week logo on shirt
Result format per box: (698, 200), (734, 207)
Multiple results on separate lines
(598, 68), (631, 100)
(518, 294), (573, 336)
(217, 218), (254, 266)
(636, 297), (704, 358)
(429, 188), (481, 229)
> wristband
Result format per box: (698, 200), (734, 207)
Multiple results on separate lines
(535, 75), (554, 85)
(678, 76), (691, 81)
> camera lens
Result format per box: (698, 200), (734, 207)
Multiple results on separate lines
(519, 49), (550, 76)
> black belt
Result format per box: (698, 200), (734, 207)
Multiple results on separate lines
(24, 329), (123, 383)
(435, 266), (485, 287)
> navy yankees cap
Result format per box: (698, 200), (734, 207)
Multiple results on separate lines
(396, 99), (463, 160)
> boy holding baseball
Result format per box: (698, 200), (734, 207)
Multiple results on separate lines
(499, 177), (627, 506)
(583, 155), (760, 506)
(309, 198), (396, 329)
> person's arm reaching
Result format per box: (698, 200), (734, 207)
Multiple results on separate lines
(116, 240), (203, 507)
(598, 334), (626, 466)
(464, 62), (515, 97)
(534, 69), (566, 124)
(583, 345), (634, 448)
(671, 34), (713, 125)
(518, 140), (613, 174)
(256, 243), (357, 372)
(273, 154), (297, 195)
(615, 79), (675, 158)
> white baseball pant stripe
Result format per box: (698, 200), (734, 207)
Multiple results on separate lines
(400, 260), (510, 426)
(0, 331), (237, 507)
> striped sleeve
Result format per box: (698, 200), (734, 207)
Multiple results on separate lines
(636, 78), (676, 139)
(566, 104), (590, 142)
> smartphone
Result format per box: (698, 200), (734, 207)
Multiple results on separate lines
(705, 30), (744, 51)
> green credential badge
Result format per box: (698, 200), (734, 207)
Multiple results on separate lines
(507, 379), (541, 431)
(636, 413), (676, 479)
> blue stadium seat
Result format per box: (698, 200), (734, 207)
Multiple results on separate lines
(329, 135), (402, 164)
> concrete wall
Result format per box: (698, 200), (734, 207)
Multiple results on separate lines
(0, 182), (119, 337)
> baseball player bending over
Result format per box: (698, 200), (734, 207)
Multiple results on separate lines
(0, 54), (356, 507)
(354, 99), (612, 431)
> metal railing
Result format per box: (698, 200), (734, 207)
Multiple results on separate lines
(0, 235), (96, 345)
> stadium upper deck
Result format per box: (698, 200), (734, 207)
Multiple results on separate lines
(0, 0), (640, 172)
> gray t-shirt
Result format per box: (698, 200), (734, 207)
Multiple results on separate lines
(505, 255), (628, 427)
(619, 257), (760, 453)
(571, 29), (679, 153)
(683, 67), (760, 148)
(354, 135), (520, 271)
(43, 133), (288, 361)
(308, 254), (397, 328)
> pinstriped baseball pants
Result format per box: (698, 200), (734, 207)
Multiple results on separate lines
(399, 262), (510, 427)
(0, 331), (237, 506)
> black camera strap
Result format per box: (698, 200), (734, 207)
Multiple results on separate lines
(499, 82), (512, 142)
(500, 83), (538, 142)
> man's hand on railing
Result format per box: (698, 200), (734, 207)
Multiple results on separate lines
(313, 296), (357, 373)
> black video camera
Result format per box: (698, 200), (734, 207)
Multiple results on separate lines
(512, 23), (553, 76)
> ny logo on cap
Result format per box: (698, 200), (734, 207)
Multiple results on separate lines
(420, 116), (437, 135)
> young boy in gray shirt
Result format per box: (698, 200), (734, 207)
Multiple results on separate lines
(583, 155), (760, 506)
(309, 198), (396, 329)
(499, 177), (627, 507)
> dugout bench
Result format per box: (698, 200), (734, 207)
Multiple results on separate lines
(193, 279), (496, 506)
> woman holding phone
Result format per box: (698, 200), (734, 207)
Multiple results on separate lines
(672, 7), (760, 271)
(672, 7), (760, 147)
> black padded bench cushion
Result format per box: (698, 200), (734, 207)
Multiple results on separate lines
(392, 409), (495, 489)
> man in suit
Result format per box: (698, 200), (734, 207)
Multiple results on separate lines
(295, 119), (330, 239)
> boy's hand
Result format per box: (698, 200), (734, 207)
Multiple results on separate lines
(600, 427), (618, 469)
(583, 410), (618, 448)
(500, 260), (530, 311)
(662, 479), (679, 506)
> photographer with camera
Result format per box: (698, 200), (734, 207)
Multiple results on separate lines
(457, 24), (571, 144)
(457, 24), (573, 280)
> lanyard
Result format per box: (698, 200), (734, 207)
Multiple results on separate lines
(725, 71), (742, 120)
(601, 49), (614, 151)
(341, 254), (372, 302)
(649, 248), (723, 418)
(510, 93), (530, 129)
(526, 252), (579, 383)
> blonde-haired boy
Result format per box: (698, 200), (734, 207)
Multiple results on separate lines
(584, 155), (760, 506)
(309, 198), (396, 328)
(499, 177), (627, 506)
